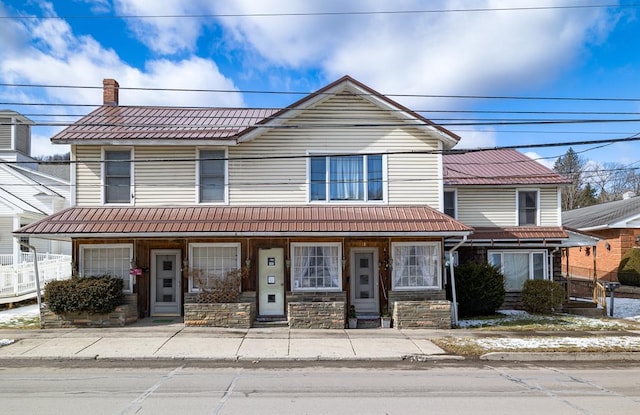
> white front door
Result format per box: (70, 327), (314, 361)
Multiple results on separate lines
(151, 249), (182, 316)
(351, 249), (379, 314)
(258, 248), (285, 316)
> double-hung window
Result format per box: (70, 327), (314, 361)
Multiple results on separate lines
(104, 150), (132, 204)
(517, 189), (538, 225)
(392, 242), (441, 290)
(488, 250), (546, 291)
(198, 149), (226, 203)
(291, 243), (341, 291)
(443, 190), (456, 218)
(188, 243), (240, 292)
(79, 244), (133, 293)
(310, 154), (384, 202)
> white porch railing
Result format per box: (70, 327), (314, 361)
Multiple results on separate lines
(0, 254), (72, 302)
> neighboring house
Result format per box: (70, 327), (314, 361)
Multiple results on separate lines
(0, 110), (71, 303)
(442, 150), (587, 306)
(15, 76), (582, 325)
(562, 194), (640, 282)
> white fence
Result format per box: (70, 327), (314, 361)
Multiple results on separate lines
(0, 253), (72, 302)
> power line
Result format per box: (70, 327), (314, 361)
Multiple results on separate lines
(1, 3), (634, 20)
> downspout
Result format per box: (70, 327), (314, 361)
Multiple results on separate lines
(17, 239), (42, 328)
(449, 235), (468, 327)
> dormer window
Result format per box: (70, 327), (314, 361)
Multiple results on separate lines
(309, 154), (384, 202)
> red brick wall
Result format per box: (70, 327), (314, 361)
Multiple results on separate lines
(563, 228), (640, 282)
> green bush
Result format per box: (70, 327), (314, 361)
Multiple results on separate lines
(521, 280), (565, 314)
(618, 248), (640, 287)
(454, 262), (506, 317)
(45, 276), (124, 314)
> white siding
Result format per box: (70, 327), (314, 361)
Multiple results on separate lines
(0, 118), (11, 150)
(454, 186), (560, 227)
(134, 146), (196, 205)
(75, 146), (102, 206)
(230, 93), (442, 206)
(0, 217), (13, 255)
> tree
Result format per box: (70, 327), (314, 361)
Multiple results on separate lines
(577, 182), (598, 207)
(553, 148), (586, 210)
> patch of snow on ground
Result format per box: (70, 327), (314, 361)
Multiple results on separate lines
(611, 297), (640, 322)
(0, 339), (15, 347)
(0, 304), (39, 324)
(476, 336), (640, 350)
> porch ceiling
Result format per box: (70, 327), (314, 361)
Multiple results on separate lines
(14, 205), (472, 239)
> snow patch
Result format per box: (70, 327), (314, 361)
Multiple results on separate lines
(0, 339), (15, 347)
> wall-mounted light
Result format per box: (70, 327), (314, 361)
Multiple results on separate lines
(245, 258), (251, 268)
(604, 242), (611, 251)
(285, 259), (291, 269)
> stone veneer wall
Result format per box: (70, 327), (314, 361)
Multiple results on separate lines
(286, 291), (346, 329)
(41, 294), (138, 328)
(184, 291), (256, 328)
(392, 299), (452, 329)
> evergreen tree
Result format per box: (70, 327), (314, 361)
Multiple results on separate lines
(553, 148), (585, 211)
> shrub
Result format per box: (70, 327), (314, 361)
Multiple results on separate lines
(45, 276), (124, 314)
(521, 280), (565, 314)
(618, 248), (640, 287)
(454, 262), (506, 317)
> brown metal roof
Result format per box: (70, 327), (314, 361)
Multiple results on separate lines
(15, 205), (472, 237)
(468, 226), (568, 241)
(52, 107), (279, 142)
(443, 149), (570, 186)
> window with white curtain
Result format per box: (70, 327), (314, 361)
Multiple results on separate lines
(488, 250), (547, 291)
(79, 244), (133, 293)
(309, 154), (384, 202)
(291, 243), (341, 291)
(188, 243), (240, 292)
(392, 242), (441, 290)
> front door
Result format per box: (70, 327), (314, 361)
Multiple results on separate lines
(351, 249), (379, 314)
(151, 249), (182, 316)
(258, 247), (285, 316)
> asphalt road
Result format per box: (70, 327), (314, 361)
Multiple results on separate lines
(1, 362), (640, 414)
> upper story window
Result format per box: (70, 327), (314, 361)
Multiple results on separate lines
(517, 189), (538, 226)
(309, 154), (384, 202)
(198, 149), (226, 203)
(443, 190), (456, 218)
(104, 150), (132, 204)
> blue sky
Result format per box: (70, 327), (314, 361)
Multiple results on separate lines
(1, 0), (639, 170)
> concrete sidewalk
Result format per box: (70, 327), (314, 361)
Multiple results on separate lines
(0, 323), (455, 362)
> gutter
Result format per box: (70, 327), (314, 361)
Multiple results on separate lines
(448, 235), (468, 327)
(16, 238), (42, 328)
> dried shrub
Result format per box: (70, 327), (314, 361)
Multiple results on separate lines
(45, 275), (124, 314)
(188, 267), (248, 303)
(618, 248), (640, 287)
(521, 280), (565, 314)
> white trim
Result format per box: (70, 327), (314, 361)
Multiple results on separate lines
(516, 188), (540, 226)
(196, 147), (229, 205)
(391, 241), (442, 291)
(70, 145), (77, 206)
(443, 188), (457, 218)
(487, 249), (548, 292)
(556, 187), (562, 226)
(79, 243), (134, 294)
(187, 242), (241, 293)
(101, 147), (134, 206)
(290, 241), (342, 292)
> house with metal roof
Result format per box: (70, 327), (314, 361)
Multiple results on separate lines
(562, 194), (640, 283)
(15, 76), (575, 327)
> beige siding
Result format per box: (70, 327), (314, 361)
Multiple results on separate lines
(230, 93), (442, 206)
(75, 146), (102, 206)
(15, 123), (30, 155)
(0, 118), (11, 150)
(454, 186), (560, 227)
(134, 146), (195, 205)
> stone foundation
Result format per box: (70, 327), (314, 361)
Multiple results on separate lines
(41, 295), (138, 328)
(287, 301), (346, 329)
(184, 302), (255, 329)
(392, 300), (452, 329)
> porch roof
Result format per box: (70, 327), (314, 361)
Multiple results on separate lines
(446, 226), (570, 247)
(14, 205), (472, 240)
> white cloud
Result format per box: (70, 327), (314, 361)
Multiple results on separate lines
(75, 0), (111, 14)
(452, 128), (497, 149)
(524, 151), (555, 170)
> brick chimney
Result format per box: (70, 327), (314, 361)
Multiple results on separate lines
(103, 79), (119, 106)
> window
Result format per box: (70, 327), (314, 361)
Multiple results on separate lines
(291, 243), (341, 291)
(517, 190), (538, 225)
(443, 190), (456, 218)
(392, 242), (441, 290)
(19, 237), (30, 253)
(309, 154), (384, 202)
(188, 243), (240, 292)
(80, 244), (133, 293)
(104, 150), (131, 204)
(199, 149), (226, 203)
(488, 250), (547, 291)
